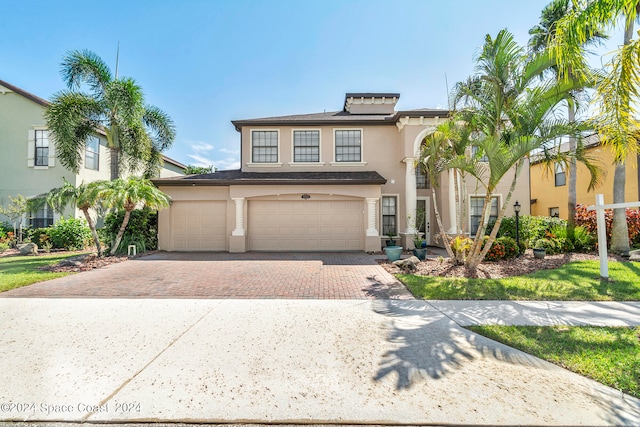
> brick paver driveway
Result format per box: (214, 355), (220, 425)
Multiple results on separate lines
(1, 252), (413, 299)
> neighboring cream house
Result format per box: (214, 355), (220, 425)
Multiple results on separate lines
(0, 79), (186, 228)
(153, 93), (530, 252)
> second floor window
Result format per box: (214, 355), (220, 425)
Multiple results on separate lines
(35, 130), (49, 166)
(555, 163), (566, 186)
(335, 130), (361, 162)
(416, 165), (430, 189)
(293, 130), (319, 162)
(252, 130), (278, 163)
(85, 136), (100, 170)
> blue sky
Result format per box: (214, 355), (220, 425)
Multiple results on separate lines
(1, 0), (600, 170)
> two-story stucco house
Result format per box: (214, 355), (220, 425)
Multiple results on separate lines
(0, 79), (186, 228)
(153, 93), (530, 252)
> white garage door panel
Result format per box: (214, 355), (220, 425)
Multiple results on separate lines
(248, 200), (364, 251)
(171, 201), (227, 251)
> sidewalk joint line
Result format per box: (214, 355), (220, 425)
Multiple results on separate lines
(81, 304), (218, 421)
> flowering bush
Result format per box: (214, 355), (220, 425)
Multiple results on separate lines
(496, 236), (518, 259)
(481, 236), (506, 261)
(574, 204), (640, 247)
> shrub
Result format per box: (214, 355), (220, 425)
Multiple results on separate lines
(103, 207), (158, 254)
(0, 242), (8, 253)
(450, 235), (473, 263)
(533, 238), (565, 255)
(48, 218), (92, 250)
(573, 225), (596, 252)
(487, 215), (567, 248)
(575, 204), (640, 247)
(481, 236), (506, 261)
(496, 236), (518, 259)
(23, 227), (51, 247)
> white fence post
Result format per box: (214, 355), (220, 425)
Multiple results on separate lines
(594, 194), (608, 280)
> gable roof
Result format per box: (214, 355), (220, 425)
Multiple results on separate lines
(153, 170), (386, 186)
(0, 79), (49, 107)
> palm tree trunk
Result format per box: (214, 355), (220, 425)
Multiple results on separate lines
(567, 102), (577, 242)
(81, 207), (102, 257)
(610, 14), (634, 255)
(610, 162), (630, 254)
(110, 209), (132, 255)
(431, 187), (456, 260)
(110, 148), (119, 180)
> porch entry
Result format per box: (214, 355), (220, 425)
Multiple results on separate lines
(417, 197), (431, 245)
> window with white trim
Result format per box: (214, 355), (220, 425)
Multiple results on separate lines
(470, 196), (499, 235)
(85, 135), (100, 170)
(34, 130), (50, 166)
(555, 163), (566, 186)
(416, 165), (430, 189)
(293, 130), (319, 162)
(381, 196), (398, 237)
(335, 130), (361, 162)
(251, 130), (278, 163)
(30, 205), (53, 228)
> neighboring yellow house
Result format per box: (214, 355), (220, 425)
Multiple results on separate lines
(530, 134), (639, 218)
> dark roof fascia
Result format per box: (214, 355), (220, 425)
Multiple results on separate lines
(396, 109), (450, 118)
(153, 177), (386, 186)
(0, 79), (50, 107)
(232, 118), (397, 131)
(345, 92), (401, 99)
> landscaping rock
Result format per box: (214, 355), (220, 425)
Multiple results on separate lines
(58, 259), (83, 267)
(393, 256), (421, 273)
(19, 243), (38, 256)
(629, 249), (640, 262)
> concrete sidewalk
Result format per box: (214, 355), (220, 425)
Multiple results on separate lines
(1, 298), (639, 426)
(428, 300), (640, 326)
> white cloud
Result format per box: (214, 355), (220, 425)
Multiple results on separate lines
(187, 153), (216, 167)
(188, 142), (215, 152)
(219, 147), (239, 155)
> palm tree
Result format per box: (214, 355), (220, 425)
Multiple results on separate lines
(552, 0), (640, 255)
(528, 0), (606, 242)
(98, 177), (170, 255)
(449, 29), (590, 271)
(47, 179), (106, 256)
(44, 49), (176, 179)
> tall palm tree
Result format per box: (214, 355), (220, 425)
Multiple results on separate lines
(552, 0), (640, 255)
(45, 49), (176, 179)
(47, 179), (106, 256)
(450, 29), (590, 271)
(98, 177), (170, 255)
(529, 0), (605, 241)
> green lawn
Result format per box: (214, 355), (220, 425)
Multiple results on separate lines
(468, 325), (640, 398)
(399, 260), (640, 301)
(0, 253), (85, 292)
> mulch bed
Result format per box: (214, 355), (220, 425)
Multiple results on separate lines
(0, 247), (134, 273)
(377, 250), (627, 279)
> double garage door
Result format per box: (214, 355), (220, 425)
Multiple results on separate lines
(169, 199), (364, 251)
(248, 200), (364, 251)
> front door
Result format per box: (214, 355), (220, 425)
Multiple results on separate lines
(417, 198), (431, 245)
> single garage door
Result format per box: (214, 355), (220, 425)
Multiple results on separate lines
(248, 200), (364, 251)
(171, 201), (227, 251)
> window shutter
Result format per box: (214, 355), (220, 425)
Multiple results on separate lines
(27, 130), (35, 167)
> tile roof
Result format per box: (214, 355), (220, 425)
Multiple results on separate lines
(152, 170), (386, 186)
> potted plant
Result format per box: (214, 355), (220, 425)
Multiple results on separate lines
(532, 239), (547, 259)
(412, 235), (427, 260)
(385, 232), (397, 247)
(383, 245), (403, 261)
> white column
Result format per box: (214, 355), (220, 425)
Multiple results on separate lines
(366, 198), (379, 236)
(403, 158), (417, 234)
(231, 197), (245, 236)
(448, 169), (457, 233)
